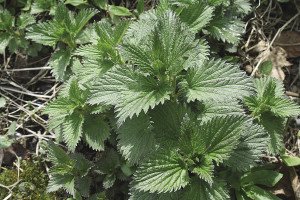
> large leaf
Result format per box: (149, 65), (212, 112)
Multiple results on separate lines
(89, 65), (172, 125)
(117, 113), (156, 164)
(181, 178), (229, 200)
(180, 59), (253, 102)
(132, 150), (190, 193)
(241, 170), (283, 187)
(178, 1), (214, 32)
(225, 120), (269, 171)
(195, 116), (246, 163)
(244, 185), (281, 200)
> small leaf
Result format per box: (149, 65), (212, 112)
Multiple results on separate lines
(259, 61), (273, 75)
(108, 5), (132, 16)
(281, 155), (300, 166)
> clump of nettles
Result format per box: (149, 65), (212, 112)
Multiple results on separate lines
(0, 159), (56, 200)
(25, 0), (300, 199)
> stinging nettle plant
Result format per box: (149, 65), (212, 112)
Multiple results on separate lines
(42, 0), (300, 199)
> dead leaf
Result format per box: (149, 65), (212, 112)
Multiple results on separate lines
(252, 40), (292, 81)
(274, 31), (300, 58)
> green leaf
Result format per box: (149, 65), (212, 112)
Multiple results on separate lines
(62, 112), (84, 152)
(117, 113), (156, 164)
(0, 33), (11, 54)
(259, 61), (272, 75)
(89, 65), (172, 125)
(191, 158), (214, 184)
(48, 142), (72, 165)
(0, 10), (14, 30)
(92, 0), (107, 10)
(179, 1), (214, 32)
(225, 121), (269, 171)
(137, 0), (145, 14)
(0, 97), (6, 108)
(197, 99), (245, 122)
(245, 185), (281, 200)
(196, 116), (245, 163)
(206, 17), (244, 44)
(48, 48), (71, 81)
(47, 174), (75, 195)
(260, 112), (285, 154)
(26, 21), (61, 46)
(65, 0), (88, 6)
(17, 12), (35, 29)
(108, 5), (132, 16)
(83, 115), (110, 151)
(72, 9), (98, 36)
(181, 178), (229, 200)
(129, 190), (181, 200)
(132, 150), (190, 193)
(241, 170), (283, 187)
(281, 155), (300, 166)
(103, 174), (116, 189)
(180, 59), (253, 102)
(122, 11), (197, 75)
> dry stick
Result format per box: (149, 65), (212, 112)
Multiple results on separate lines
(0, 86), (52, 99)
(251, 12), (300, 77)
(1, 66), (51, 72)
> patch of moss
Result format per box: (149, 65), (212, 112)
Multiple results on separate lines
(0, 158), (56, 200)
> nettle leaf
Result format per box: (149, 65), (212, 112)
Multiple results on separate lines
(180, 59), (253, 102)
(63, 111), (84, 151)
(89, 65), (172, 125)
(27, 4), (97, 47)
(117, 113), (156, 164)
(17, 13), (35, 29)
(195, 116), (245, 164)
(197, 99), (245, 122)
(132, 150), (190, 193)
(245, 77), (300, 118)
(48, 48), (71, 81)
(129, 190), (181, 200)
(26, 21), (62, 46)
(206, 17), (244, 44)
(260, 112), (285, 155)
(181, 178), (229, 200)
(122, 11), (198, 75)
(225, 120), (269, 171)
(178, 0), (214, 32)
(0, 10), (14, 30)
(47, 174), (76, 195)
(83, 115), (110, 151)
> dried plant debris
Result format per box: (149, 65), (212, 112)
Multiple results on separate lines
(274, 31), (300, 58)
